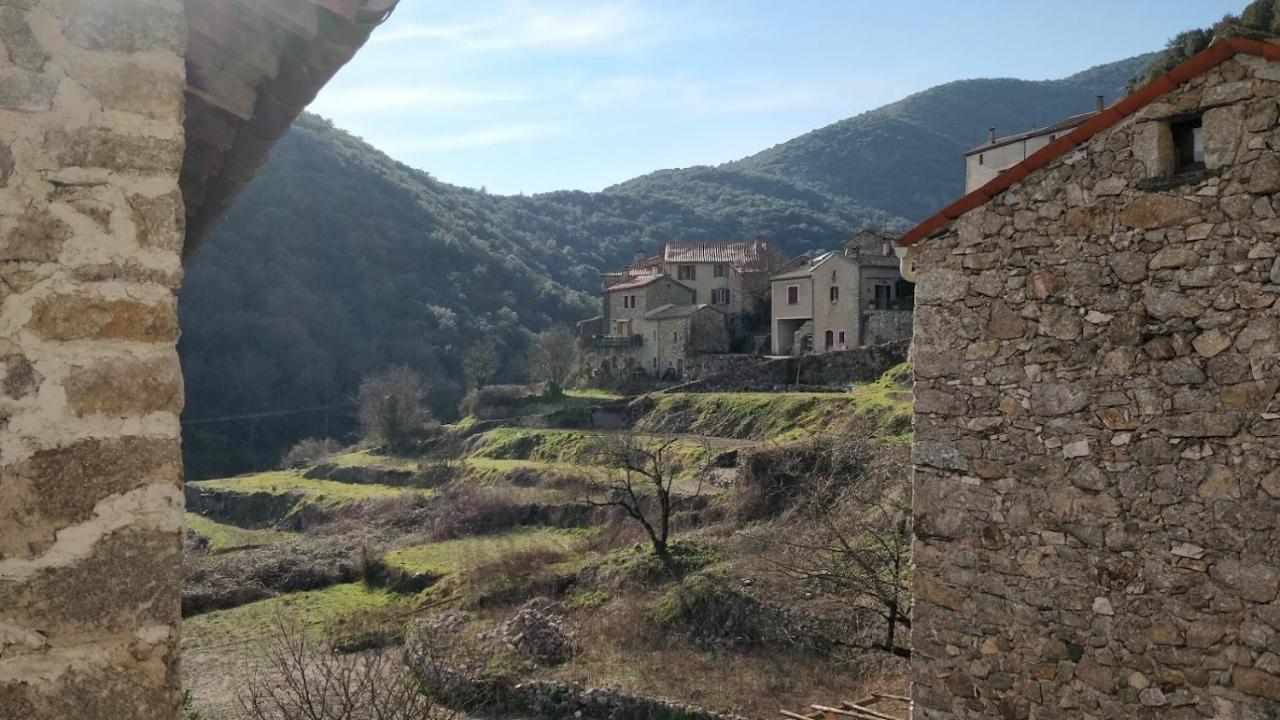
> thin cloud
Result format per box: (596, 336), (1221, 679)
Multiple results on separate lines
(576, 76), (826, 115)
(382, 124), (562, 152)
(373, 1), (681, 52)
(311, 85), (523, 116)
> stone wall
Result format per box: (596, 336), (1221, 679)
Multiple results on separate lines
(671, 339), (909, 392)
(911, 54), (1280, 718)
(0, 1), (188, 717)
(863, 309), (913, 346)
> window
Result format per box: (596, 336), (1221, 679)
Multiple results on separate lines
(824, 330), (834, 349)
(713, 264), (727, 278)
(677, 265), (696, 281)
(672, 331), (678, 341)
(873, 283), (892, 310)
(1172, 117), (1205, 172)
(787, 285), (799, 305)
(838, 331), (846, 345)
(978, 153), (984, 166)
(830, 286), (839, 304)
(711, 288), (730, 305)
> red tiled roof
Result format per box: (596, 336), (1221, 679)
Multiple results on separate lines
(898, 37), (1280, 248)
(604, 274), (670, 292)
(664, 236), (785, 273)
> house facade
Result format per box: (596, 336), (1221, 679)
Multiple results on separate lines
(768, 232), (913, 355)
(590, 273), (728, 379)
(770, 252), (858, 355)
(903, 38), (1280, 719)
(962, 96), (1106, 192)
(603, 236), (787, 326)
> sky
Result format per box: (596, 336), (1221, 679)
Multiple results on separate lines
(311, 0), (1245, 195)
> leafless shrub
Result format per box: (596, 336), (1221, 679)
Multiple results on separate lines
(280, 437), (340, 469)
(358, 366), (431, 452)
(744, 430), (913, 659)
(528, 326), (578, 394)
(581, 433), (712, 571)
(241, 619), (475, 720)
(420, 486), (527, 540)
(463, 339), (500, 391)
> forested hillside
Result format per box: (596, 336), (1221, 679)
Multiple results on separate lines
(179, 116), (894, 478)
(716, 54), (1154, 220)
(180, 52), (1157, 478)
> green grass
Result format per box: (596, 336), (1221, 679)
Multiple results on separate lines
(467, 428), (719, 481)
(184, 513), (295, 552)
(182, 582), (407, 652)
(564, 389), (623, 400)
(190, 470), (427, 506)
(634, 364), (914, 442)
(328, 449), (419, 470)
(381, 527), (587, 578)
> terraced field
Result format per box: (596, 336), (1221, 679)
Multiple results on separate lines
(181, 366), (914, 719)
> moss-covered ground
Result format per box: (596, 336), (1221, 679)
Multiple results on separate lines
(185, 513), (296, 552)
(382, 527), (587, 579)
(190, 470), (429, 506)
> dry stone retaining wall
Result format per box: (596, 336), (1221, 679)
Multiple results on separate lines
(911, 55), (1280, 718)
(0, 1), (187, 716)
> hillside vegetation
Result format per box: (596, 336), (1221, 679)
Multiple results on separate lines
(180, 52), (1150, 479)
(181, 366), (914, 720)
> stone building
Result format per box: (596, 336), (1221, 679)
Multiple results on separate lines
(602, 236), (787, 326)
(901, 37), (1280, 718)
(963, 96), (1106, 192)
(0, 1), (392, 717)
(770, 251), (859, 355)
(769, 232), (912, 355)
(589, 274), (728, 379)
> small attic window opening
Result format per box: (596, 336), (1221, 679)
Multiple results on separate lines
(978, 153), (984, 166)
(1172, 117), (1205, 173)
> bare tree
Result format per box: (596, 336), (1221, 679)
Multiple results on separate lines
(748, 432), (912, 659)
(357, 366), (429, 452)
(241, 619), (465, 720)
(463, 339), (500, 391)
(584, 433), (711, 570)
(528, 326), (578, 395)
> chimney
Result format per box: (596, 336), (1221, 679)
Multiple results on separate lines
(1096, 95), (1105, 112)
(987, 127), (996, 144)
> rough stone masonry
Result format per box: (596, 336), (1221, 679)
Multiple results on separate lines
(911, 53), (1280, 718)
(0, 0), (188, 716)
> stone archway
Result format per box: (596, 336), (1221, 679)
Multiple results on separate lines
(0, 1), (392, 716)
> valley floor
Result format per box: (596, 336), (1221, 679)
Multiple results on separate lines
(181, 371), (913, 720)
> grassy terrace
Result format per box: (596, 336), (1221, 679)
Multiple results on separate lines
(382, 527), (587, 579)
(634, 365), (913, 442)
(185, 513), (295, 552)
(183, 582), (406, 652)
(328, 449), (419, 470)
(189, 470), (428, 506)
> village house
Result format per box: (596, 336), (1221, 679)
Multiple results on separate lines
(768, 230), (913, 355)
(602, 236), (787, 326)
(963, 95), (1108, 192)
(588, 273), (729, 379)
(903, 37), (1280, 719)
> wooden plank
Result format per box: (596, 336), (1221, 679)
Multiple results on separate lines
(871, 693), (911, 703)
(809, 706), (886, 720)
(832, 701), (898, 720)
(781, 710), (817, 720)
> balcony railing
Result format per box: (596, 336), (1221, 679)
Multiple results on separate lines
(591, 334), (643, 349)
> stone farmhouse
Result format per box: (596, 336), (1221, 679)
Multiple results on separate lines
(593, 273), (730, 379)
(584, 237), (785, 379)
(901, 36), (1280, 718)
(601, 236), (787, 326)
(0, 0), (393, 716)
(769, 230), (913, 356)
